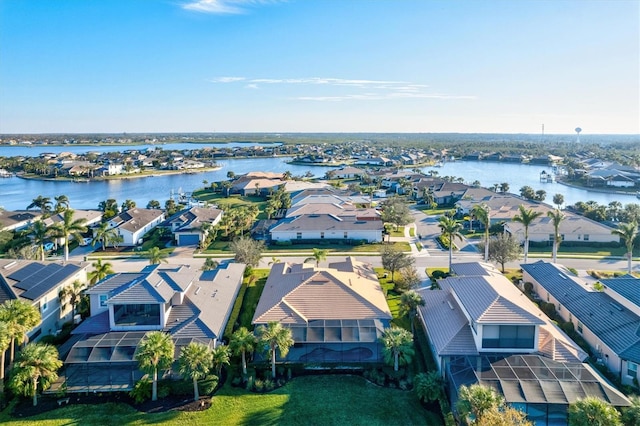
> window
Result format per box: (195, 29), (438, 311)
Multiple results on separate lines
(549, 234), (554, 241)
(583, 234), (590, 241)
(344, 232), (348, 239)
(628, 362), (638, 378)
(482, 325), (535, 349)
(561, 234), (565, 241)
(99, 294), (108, 307)
(296, 232), (302, 240)
(41, 297), (48, 313)
(577, 321), (583, 334)
(320, 232), (325, 239)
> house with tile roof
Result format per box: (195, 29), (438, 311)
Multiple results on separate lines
(164, 206), (223, 246)
(252, 257), (392, 363)
(522, 261), (640, 386)
(62, 262), (245, 392)
(417, 261), (629, 424)
(107, 208), (165, 246)
(270, 213), (383, 243)
(0, 210), (41, 231)
(0, 259), (88, 341)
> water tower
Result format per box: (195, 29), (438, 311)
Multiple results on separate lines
(575, 127), (582, 143)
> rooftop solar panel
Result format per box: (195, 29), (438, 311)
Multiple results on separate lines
(7, 262), (44, 282)
(14, 263), (62, 291)
(21, 264), (80, 300)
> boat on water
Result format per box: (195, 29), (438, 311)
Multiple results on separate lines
(637, 191), (640, 200)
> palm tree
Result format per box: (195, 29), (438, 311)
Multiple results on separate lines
(305, 248), (328, 268)
(472, 203), (491, 262)
(414, 371), (444, 403)
(88, 258), (115, 285)
(58, 279), (85, 318)
(178, 342), (213, 401)
(512, 205), (543, 264)
(547, 209), (565, 263)
(135, 331), (175, 401)
(211, 345), (231, 377)
(28, 220), (50, 261)
(0, 299), (41, 366)
(229, 327), (257, 376)
(145, 247), (168, 265)
(399, 290), (425, 334)
(611, 221), (638, 274)
(9, 342), (62, 406)
(92, 222), (119, 251)
(568, 396), (622, 426)
(456, 383), (505, 425)
(0, 321), (11, 392)
(438, 215), (463, 271)
(256, 321), (294, 379)
(221, 180), (232, 197)
(121, 199), (136, 211)
(54, 195), (70, 213)
(380, 327), (414, 371)
(27, 195), (52, 215)
(49, 209), (87, 261)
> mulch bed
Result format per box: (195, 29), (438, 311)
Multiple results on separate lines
(10, 392), (211, 418)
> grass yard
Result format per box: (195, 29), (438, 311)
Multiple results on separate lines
(203, 241), (411, 255)
(237, 270), (269, 330)
(0, 376), (440, 426)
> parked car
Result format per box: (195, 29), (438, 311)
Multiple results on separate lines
(43, 242), (54, 252)
(79, 237), (93, 246)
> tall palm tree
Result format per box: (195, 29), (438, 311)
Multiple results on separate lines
(54, 195), (70, 213)
(145, 247), (169, 265)
(211, 345), (231, 377)
(49, 209), (87, 261)
(92, 222), (118, 251)
(135, 331), (175, 401)
(9, 342), (62, 406)
(88, 258), (115, 285)
(229, 327), (257, 376)
(547, 209), (565, 263)
(256, 321), (294, 379)
(438, 215), (463, 271)
(399, 290), (425, 334)
(512, 205), (543, 264)
(305, 248), (328, 268)
(58, 279), (85, 318)
(28, 220), (50, 261)
(27, 195), (52, 215)
(177, 342), (212, 401)
(0, 299), (41, 366)
(611, 221), (638, 274)
(456, 383), (505, 425)
(0, 321), (11, 392)
(472, 203), (491, 262)
(380, 327), (414, 372)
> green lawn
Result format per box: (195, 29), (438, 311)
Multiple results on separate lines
(0, 376), (440, 426)
(202, 241), (411, 255)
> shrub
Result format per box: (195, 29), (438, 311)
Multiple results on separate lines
(168, 379), (193, 396)
(524, 282), (534, 295)
(243, 265), (254, 278)
(430, 270), (449, 280)
(200, 375), (219, 395)
(264, 379), (275, 391)
(158, 382), (171, 399)
(567, 267), (578, 276)
(254, 379), (265, 392)
(246, 376), (254, 391)
(130, 377), (152, 404)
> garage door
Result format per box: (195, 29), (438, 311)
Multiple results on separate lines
(178, 234), (200, 246)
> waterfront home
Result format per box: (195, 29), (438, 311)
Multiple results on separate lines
(285, 203), (380, 221)
(332, 166), (367, 179)
(0, 259), (88, 340)
(522, 261), (640, 386)
(164, 206), (223, 246)
(63, 262), (245, 392)
(416, 261), (629, 425)
(0, 210), (41, 231)
(107, 208), (165, 246)
(252, 258), (392, 362)
(290, 188), (370, 207)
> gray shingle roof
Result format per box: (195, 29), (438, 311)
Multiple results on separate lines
(270, 214), (383, 232)
(522, 261), (640, 363)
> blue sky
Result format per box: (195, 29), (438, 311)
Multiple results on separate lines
(1, 0), (638, 134)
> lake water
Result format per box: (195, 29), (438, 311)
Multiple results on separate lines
(0, 156), (637, 211)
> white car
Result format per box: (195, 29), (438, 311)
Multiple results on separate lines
(80, 237), (93, 246)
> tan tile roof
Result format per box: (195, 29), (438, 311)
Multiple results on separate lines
(252, 259), (391, 325)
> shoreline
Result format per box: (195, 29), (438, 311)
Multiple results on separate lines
(17, 166), (222, 182)
(555, 178), (639, 197)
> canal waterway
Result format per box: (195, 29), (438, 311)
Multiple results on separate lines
(0, 154), (638, 211)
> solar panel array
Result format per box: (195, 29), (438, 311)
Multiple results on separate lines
(8, 263), (80, 300)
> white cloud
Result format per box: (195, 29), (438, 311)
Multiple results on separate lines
(209, 75), (476, 101)
(182, 0), (283, 14)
